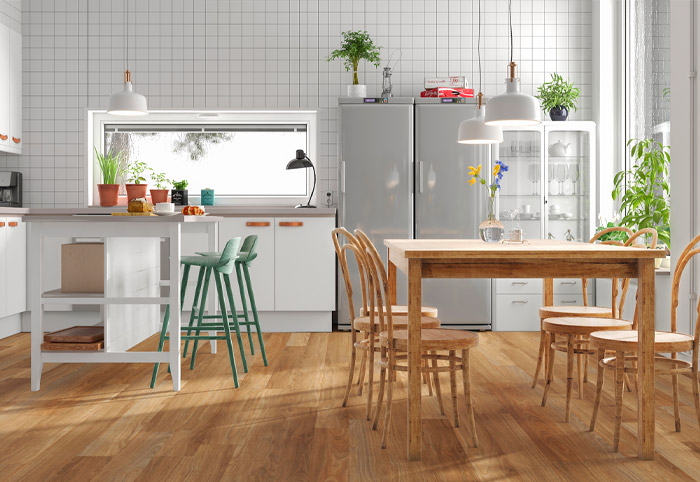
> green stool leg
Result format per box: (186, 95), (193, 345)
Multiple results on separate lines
(235, 263), (255, 354)
(243, 263), (267, 366)
(215, 271), (239, 387)
(150, 305), (170, 388)
(224, 274), (248, 373)
(183, 267), (206, 358)
(189, 267), (212, 370)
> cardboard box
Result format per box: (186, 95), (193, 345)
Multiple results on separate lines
(61, 243), (104, 293)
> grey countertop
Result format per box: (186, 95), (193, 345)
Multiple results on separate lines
(0, 206), (336, 217)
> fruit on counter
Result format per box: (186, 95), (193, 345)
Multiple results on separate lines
(128, 198), (154, 213)
(182, 205), (205, 216)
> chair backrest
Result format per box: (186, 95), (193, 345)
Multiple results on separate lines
(584, 227), (634, 309)
(332, 228), (368, 325)
(237, 235), (259, 264)
(622, 228), (658, 327)
(353, 229), (387, 312)
(217, 237), (242, 274)
(361, 231), (394, 343)
(671, 234), (700, 348)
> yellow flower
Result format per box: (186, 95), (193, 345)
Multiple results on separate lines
(468, 177), (476, 186)
(468, 164), (482, 176)
(493, 164), (501, 176)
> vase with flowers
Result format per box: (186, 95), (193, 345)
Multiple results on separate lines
(469, 160), (509, 242)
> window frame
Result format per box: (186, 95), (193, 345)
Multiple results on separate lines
(86, 110), (318, 207)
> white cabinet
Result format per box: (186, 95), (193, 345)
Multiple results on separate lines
(0, 26), (21, 154)
(274, 217), (335, 311)
(0, 217), (26, 318)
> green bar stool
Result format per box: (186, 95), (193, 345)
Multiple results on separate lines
(150, 237), (247, 388)
(194, 234), (268, 367)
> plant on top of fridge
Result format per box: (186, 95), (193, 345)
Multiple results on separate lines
(327, 30), (381, 85)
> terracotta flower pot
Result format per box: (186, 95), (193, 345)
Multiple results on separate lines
(125, 184), (148, 201)
(97, 184), (120, 207)
(149, 189), (169, 205)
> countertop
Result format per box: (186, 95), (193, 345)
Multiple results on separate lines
(0, 206), (336, 217)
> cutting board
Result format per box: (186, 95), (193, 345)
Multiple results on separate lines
(111, 212), (156, 216)
(44, 326), (104, 343)
(41, 341), (104, 351)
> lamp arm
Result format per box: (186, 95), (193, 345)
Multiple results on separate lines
(307, 162), (317, 207)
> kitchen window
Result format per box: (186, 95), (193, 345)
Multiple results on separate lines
(87, 111), (317, 206)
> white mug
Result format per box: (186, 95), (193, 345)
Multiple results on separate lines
(156, 202), (175, 213)
(549, 204), (561, 215)
(521, 204), (532, 214)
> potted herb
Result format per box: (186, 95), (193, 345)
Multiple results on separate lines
(171, 179), (189, 206)
(613, 138), (670, 265)
(536, 73), (580, 121)
(149, 169), (171, 205)
(95, 147), (121, 207)
(327, 30), (381, 98)
(124, 160), (149, 201)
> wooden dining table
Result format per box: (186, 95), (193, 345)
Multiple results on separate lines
(385, 239), (666, 461)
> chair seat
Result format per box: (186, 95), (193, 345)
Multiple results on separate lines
(543, 317), (632, 335)
(381, 328), (479, 351)
(354, 315), (440, 332)
(365, 305), (439, 318)
(590, 330), (694, 353)
(539, 305), (613, 319)
(181, 255), (237, 268)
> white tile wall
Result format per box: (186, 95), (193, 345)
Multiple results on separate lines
(0, 0), (592, 207)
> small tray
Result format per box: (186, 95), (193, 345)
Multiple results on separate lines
(42, 341), (104, 351)
(111, 212), (156, 216)
(44, 326), (104, 343)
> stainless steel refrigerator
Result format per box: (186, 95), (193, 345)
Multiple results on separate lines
(338, 97), (492, 330)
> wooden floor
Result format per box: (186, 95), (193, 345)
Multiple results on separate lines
(1, 331), (700, 481)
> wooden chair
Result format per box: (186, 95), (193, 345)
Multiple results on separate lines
(332, 228), (440, 416)
(540, 228), (658, 422)
(531, 226), (634, 389)
(362, 234), (479, 450)
(589, 232), (700, 452)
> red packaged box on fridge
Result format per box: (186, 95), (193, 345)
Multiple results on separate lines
(420, 87), (475, 98)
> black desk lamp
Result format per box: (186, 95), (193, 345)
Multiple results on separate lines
(286, 149), (317, 208)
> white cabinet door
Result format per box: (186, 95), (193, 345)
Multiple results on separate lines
(9, 29), (21, 151)
(219, 218), (275, 312)
(274, 217), (335, 311)
(5, 217), (26, 316)
(0, 25), (10, 152)
(0, 218), (7, 317)
(494, 294), (542, 331)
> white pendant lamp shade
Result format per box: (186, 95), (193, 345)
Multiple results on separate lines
(484, 63), (541, 127)
(458, 104), (503, 144)
(108, 70), (148, 116)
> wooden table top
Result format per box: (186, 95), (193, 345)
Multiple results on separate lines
(384, 239), (666, 260)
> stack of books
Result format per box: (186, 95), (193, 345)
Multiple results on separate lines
(420, 76), (474, 98)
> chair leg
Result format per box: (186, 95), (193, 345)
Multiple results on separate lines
(462, 349), (478, 447)
(671, 373), (681, 432)
(243, 264), (267, 366)
(235, 263), (255, 355)
(214, 272), (239, 387)
(589, 348), (606, 431)
(150, 305), (170, 388)
(583, 343), (589, 383)
(692, 369), (700, 431)
(381, 363), (394, 449)
(366, 337), (376, 421)
(431, 351), (445, 416)
(542, 332), (556, 407)
(189, 268), (212, 370)
(565, 335), (574, 422)
(424, 359), (433, 396)
(532, 323), (547, 388)
(342, 335), (358, 408)
(449, 350), (459, 428)
(224, 274), (248, 373)
(577, 338), (584, 399)
(183, 266), (205, 358)
(372, 363), (387, 430)
(613, 350), (625, 452)
(357, 332), (369, 395)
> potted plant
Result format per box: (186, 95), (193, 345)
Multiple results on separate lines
(149, 169), (171, 205)
(327, 30), (381, 98)
(612, 138), (671, 266)
(171, 179), (189, 206)
(536, 73), (580, 121)
(95, 147), (121, 207)
(124, 160), (149, 201)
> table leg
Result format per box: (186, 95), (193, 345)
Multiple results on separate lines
(636, 258), (655, 459)
(30, 223), (43, 391)
(388, 247), (397, 306)
(543, 278), (553, 306)
(207, 222), (218, 354)
(407, 258), (422, 460)
(169, 224), (182, 391)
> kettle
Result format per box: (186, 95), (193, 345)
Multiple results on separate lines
(548, 141), (571, 157)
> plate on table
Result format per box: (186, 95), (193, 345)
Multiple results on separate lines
(154, 212), (178, 216)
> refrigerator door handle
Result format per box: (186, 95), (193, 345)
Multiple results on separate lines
(418, 161), (424, 194)
(341, 161), (346, 193)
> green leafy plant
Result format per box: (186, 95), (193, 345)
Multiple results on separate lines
(612, 138), (671, 247)
(172, 180), (189, 190)
(536, 73), (580, 112)
(595, 221), (630, 243)
(327, 30), (381, 85)
(149, 169), (171, 190)
(124, 160), (149, 184)
(95, 147), (121, 185)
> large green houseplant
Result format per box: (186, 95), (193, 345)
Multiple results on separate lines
(612, 138), (671, 248)
(536, 73), (580, 121)
(327, 30), (381, 98)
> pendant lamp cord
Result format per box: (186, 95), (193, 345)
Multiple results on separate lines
(508, 0), (513, 63)
(477, 0), (481, 95)
(125, 0), (129, 71)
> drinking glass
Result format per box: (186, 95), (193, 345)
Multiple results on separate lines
(569, 163), (580, 195)
(556, 164), (569, 195)
(548, 164), (555, 195)
(527, 164), (538, 195)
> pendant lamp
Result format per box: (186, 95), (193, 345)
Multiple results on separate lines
(484, 0), (540, 126)
(108, 0), (147, 115)
(457, 0), (503, 144)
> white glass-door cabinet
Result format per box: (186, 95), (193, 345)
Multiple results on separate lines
(492, 121), (596, 331)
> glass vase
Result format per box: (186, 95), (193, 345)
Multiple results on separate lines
(479, 197), (504, 243)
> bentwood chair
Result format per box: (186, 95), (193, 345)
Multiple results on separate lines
(362, 236), (479, 450)
(333, 228), (440, 418)
(531, 226), (635, 389)
(589, 232), (700, 452)
(540, 228), (657, 422)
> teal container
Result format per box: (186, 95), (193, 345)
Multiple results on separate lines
(201, 189), (215, 206)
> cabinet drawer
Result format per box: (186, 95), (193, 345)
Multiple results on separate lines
(552, 294), (585, 307)
(496, 278), (542, 295)
(553, 278), (593, 295)
(494, 294), (542, 331)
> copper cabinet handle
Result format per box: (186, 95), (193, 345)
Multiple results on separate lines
(12, 137), (20, 143)
(0, 134), (7, 141)
(279, 221), (303, 227)
(246, 221), (270, 227)
(8, 222), (18, 227)
(0, 222), (5, 227)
